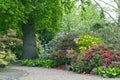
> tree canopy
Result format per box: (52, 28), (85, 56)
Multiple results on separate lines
(0, 0), (76, 59)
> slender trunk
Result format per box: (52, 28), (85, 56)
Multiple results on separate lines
(22, 23), (37, 59)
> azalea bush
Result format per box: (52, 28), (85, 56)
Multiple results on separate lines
(67, 44), (116, 73)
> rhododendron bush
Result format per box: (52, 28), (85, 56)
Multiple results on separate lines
(82, 44), (114, 72)
(67, 35), (120, 74)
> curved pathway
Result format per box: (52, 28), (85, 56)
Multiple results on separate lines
(11, 66), (120, 80)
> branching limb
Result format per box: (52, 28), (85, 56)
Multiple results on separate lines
(94, 0), (118, 25)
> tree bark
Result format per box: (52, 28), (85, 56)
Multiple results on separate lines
(22, 23), (37, 59)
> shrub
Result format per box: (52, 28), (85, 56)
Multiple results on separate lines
(81, 44), (114, 73)
(92, 26), (120, 52)
(44, 31), (81, 65)
(0, 51), (16, 68)
(48, 50), (71, 66)
(0, 29), (22, 59)
(0, 29), (18, 67)
(68, 61), (82, 73)
(36, 34), (45, 59)
(67, 44), (115, 73)
(44, 32), (64, 57)
(75, 35), (104, 51)
(66, 35), (105, 72)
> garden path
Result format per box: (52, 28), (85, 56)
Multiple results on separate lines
(11, 66), (120, 80)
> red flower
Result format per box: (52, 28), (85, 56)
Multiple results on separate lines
(57, 54), (63, 59)
(104, 51), (111, 57)
(85, 57), (90, 61)
(85, 54), (93, 61)
(91, 47), (95, 51)
(104, 57), (112, 62)
(98, 50), (105, 55)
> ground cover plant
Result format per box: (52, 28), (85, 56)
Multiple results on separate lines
(22, 59), (58, 68)
(96, 66), (120, 78)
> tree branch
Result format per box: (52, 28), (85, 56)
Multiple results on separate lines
(104, 11), (118, 24)
(94, 0), (118, 25)
(114, 0), (120, 8)
(99, 0), (117, 9)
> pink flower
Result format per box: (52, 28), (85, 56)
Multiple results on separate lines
(73, 37), (79, 42)
(102, 64), (107, 68)
(66, 48), (73, 54)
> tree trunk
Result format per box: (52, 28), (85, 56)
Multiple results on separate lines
(22, 23), (37, 59)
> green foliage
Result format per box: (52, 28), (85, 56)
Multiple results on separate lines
(35, 0), (64, 43)
(96, 66), (120, 78)
(93, 26), (120, 51)
(68, 62), (82, 73)
(0, 0), (76, 44)
(0, 0), (26, 29)
(22, 59), (58, 68)
(35, 34), (45, 59)
(62, 0), (104, 32)
(79, 0), (104, 27)
(61, 0), (76, 14)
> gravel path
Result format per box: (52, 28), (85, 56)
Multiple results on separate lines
(10, 66), (120, 80)
(0, 66), (27, 80)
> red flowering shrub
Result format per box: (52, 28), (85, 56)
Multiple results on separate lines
(48, 50), (71, 66)
(82, 44), (114, 72)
